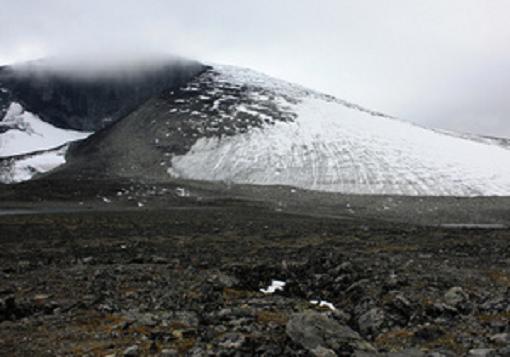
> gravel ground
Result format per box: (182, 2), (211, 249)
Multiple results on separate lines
(0, 187), (510, 356)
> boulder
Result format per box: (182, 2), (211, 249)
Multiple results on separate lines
(444, 287), (468, 307)
(358, 308), (385, 336)
(286, 310), (374, 354)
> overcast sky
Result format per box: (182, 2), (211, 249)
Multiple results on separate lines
(1, 0), (509, 137)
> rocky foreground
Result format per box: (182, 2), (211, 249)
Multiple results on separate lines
(0, 198), (510, 357)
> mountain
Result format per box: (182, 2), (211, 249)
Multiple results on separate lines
(0, 57), (204, 183)
(60, 65), (510, 197)
(2, 60), (510, 196)
(0, 57), (204, 131)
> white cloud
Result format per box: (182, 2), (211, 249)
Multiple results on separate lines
(0, 0), (509, 136)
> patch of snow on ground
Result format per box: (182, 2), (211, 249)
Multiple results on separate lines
(167, 166), (180, 178)
(310, 300), (337, 311)
(0, 102), (92, 157)
(260, 280), (286, 294)
(175, 187), (190, 197)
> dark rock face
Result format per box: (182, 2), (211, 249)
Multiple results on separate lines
(0, 58), (205, 131)
(0, 88), (11, 121)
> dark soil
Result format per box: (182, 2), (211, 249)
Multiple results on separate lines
(0, 179), (510, 356)
(0, 197), (509, 356)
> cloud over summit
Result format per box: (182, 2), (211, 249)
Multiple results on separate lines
(1, 0), (510, 136)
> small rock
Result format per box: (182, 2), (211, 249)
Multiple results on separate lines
(187, 347), (206, 357)
(352, 351), (378, 357)
(426, 353), (455, 357)
(444, 287), (468, 306)
(497, 346), (510, 356)
(96, 304), (113, 313)
(151, 256), (168, 264)
(414, 324), (444, 342)
(311, 346), (337, 357)
(332, 309), (351, 323)
(467, 348), (495, 357)
(286, 310), (375, 354)
(33, 294), (49, 303)
(384, 273), (400, 290)
(428, 302), (458, 317)
(218, 332), (246, 349)
(209, 272), (239, 288)
(346, 279), (370, 295)
(161, 349), (179, 357)
(387, 293), (413, 324)
(123, 345), (140, 357)
(331, 262), (353, 275)
(387, 348), (426, 356)
(18, 260), (30, 269)
(480, 296), (506, 311)
(358, 308), (385, 336)
(137, 312), (158, 327)
(392, 294), (412, 315)
(149, 342), (158, 354)
(490, 333), (510, 345)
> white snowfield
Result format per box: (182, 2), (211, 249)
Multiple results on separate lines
(0, 102), (91, 158)
(0, 102), (92, 183)
(0, 146), (69, 184)
(170, 66), (510, 197)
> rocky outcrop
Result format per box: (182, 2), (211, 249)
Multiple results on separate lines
(0, 58), (205, 131)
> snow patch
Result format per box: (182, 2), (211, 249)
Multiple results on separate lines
(0, 145), (69, 184)
(167, 166), (180, 178)
(175, 187), (190, 197)
(0, 102), (92, 158)
(260, 280), (286, 294)
(310, 300), (337, 311)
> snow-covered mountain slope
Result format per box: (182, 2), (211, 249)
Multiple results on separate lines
(0, 145), (70, 184)
(0, 102), (91, 158)
(167, 66), (510, 196)
(57, 65), (510, 197)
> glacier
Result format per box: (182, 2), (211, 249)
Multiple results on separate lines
(168, 66), (510, 197)
(0, 102), (92, 183)
(0, 145), (69, 184)
(0, 102), (91, 158)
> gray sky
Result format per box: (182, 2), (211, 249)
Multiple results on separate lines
(1, 0), (509, 137)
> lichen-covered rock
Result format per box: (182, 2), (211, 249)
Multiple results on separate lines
(444, 287), (468, 307)
(286, 310), (375, 354)
(358, 308), (385, 336)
